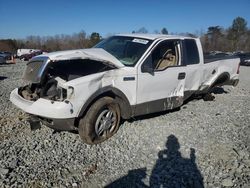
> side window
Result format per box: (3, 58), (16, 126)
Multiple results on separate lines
(153, 40), (179, 71)
(184, 39), (200, 65)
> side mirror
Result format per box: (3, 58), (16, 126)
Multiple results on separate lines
(141, 55), (154, 75)
(142, 65), (154, 74)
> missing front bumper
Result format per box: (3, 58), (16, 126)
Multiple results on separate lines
(28, 115), (78, 131)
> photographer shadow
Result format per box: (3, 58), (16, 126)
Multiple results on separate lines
(104, 167), (148, 188)
(150, 134), (204, 188)
(105, 134), (204, 188)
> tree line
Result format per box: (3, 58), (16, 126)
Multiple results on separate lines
(0, 17), (249, 53)
(0, 32), (101, 53)
(200, 17), (249, 52)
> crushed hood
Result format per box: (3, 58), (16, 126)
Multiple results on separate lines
(36, 48), (125, 68)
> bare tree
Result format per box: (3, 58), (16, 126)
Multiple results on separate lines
(161, 28), (168, 34)
(227, 17), (248, 51)
(134, 27), (148, 34)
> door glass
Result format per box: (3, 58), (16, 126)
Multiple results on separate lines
(150, 40), (179, 71)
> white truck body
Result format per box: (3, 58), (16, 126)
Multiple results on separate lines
(10, 34), (240, 143)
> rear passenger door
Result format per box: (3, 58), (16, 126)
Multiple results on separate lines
(135, 40), (186, 116)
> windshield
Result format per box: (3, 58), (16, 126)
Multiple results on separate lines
(95, 36), (152, 66)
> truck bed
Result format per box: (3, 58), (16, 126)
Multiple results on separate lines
(204, 54), (239, 64)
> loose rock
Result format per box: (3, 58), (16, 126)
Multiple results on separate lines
(221, 178), (234, 187)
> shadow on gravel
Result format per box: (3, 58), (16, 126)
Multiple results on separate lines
(105, 135), (204, 188)
(125, 108), (181, 124)
(0, 76), (8, 80)
(211, 87), (228, 94)
(181, 86), (227, 106)
(0, 62), (15, 66)
(104, 168), (148, 188)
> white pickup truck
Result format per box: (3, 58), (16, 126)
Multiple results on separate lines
(10, 34), (240, 144)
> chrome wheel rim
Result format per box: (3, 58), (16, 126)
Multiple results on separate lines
(95, 109), (116, 137)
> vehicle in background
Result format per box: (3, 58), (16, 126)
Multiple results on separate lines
(204, 51), (234, 62)
(0, 56), (6, 64)
(17, 49), (43, 61)
(17, 49), (39, 57)
(18, 50), (43, 61)
(10, 34), (240, 145)
(242, 59), (250, 66)
(238, 52), (250, 66)
(0, 51), (12, 60)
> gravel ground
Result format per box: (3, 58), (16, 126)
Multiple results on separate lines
(0, 60), (249, 188)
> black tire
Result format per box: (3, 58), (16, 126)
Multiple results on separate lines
(79, 97), (120, 145)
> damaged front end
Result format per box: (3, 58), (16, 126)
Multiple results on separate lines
(20, 56), (114, 102)
(20, 57), (68, 102)
(10, 52), (117, 131)
(19, 76), (68, 102)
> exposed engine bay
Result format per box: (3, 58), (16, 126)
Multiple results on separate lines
(19, 59), (114, 101)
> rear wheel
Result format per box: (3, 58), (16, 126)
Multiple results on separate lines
(79, 97), (120, 144)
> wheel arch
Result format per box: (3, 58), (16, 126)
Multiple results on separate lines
(212, 72), (230, 87)
(78, 86), (132, 121)
(204, 72), (230, 94)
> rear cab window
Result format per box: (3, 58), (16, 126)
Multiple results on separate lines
(183, 39), (200, 65)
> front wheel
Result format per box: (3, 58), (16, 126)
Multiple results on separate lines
(79, 97), (120, 145)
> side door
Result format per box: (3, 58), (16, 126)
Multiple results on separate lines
(181, 39), (202, 99)
(135, 40), (186, 116)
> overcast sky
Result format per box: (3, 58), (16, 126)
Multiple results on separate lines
(1, 0), (250, 39)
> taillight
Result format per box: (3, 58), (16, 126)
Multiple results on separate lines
(236, 63), (240, 74)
